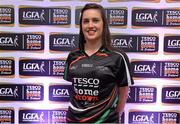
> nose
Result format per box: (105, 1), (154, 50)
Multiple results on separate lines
(88, 21), (94, 28)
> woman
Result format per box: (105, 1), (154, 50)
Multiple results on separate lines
(63, 3), (134, 123)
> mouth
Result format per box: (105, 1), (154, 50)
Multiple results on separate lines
(87, 29), (96, 35)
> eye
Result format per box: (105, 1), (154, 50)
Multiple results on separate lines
(93, 18), (100, 23)
(82, 19), (89, 24)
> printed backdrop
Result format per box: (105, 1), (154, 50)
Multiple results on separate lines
(0, 0), (180, 123)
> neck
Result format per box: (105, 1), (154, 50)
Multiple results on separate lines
(85, 39), (102, 51)
(84, 40), (102, 56)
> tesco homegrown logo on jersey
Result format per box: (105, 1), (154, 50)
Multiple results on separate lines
(0, 108), (14, 123)
(73, 77), (100, 102)
(162, 86), (180, 104)
(49, 33), (78, 52)
(49, 84), (71, 102)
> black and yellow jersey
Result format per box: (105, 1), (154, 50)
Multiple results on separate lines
(63, 46), (134, 123)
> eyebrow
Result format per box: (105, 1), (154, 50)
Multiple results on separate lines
(82, 17), (101, 20)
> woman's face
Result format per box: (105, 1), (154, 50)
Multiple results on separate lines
(81, 9), (103, 43)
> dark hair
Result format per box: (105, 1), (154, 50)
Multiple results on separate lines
(79, 3), (111, 50)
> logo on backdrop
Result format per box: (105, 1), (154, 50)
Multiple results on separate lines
(75, 7), (127, 27)
(129, 111), (179, 124)
(132, 8), (180, 28)
(49, 33), (79, 52)
(108, 0), (160, 2)
(19, 58), (66, 77)
(162, 86), (180, 104)
(0, 57), (14, 77)
(0, 32), (44, 51)
(166, 0), (180, 2)
(127, 86), (156, 103)
(19, 6), (71, 26)
(0, 84), (43, 101)
(106, 7), (127, 27)
(49, 110), (67, 123)
(162, 61), (179, 78)
(19, 109), (67, 123)
(111, 34), (158, 52)
(160, 112), (179, 124)
(164, 34), (180, 53)
(50, 0), (102, 2)
(131, 60), (180, 79)
(49, 84), (71, 102)
(0, 108), (14, 123)
(0, 6), (14, 26)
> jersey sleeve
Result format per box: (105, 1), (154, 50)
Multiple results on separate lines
(116, 52), (134, 87)
(63, 53), (71, 81)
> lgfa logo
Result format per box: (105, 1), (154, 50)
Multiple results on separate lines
(166, 90), (180, 98)
(0, 86), (18, 97)
(0, 35), (18, 47)
(132, 113), (154, 123)
(53, 88), (69, 96)
(136, 11), (158, 23)
(53, 36), (75, 47)
(111, 37), (133, 48)
(168, 39), (180, 47)
(23, 10), (45, 22)
(134, 63), (157, 75)
(22, 112), (44, 122)
(23, 61), (45, 73)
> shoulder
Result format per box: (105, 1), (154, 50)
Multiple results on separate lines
(66, 48), (83, 61)
(107, 48), (130, 62)
(68, 48), (81, 56)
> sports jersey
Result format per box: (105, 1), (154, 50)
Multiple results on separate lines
(63, 46), (134, 123)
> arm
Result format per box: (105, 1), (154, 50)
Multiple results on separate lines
(117, 86), (129, 116)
